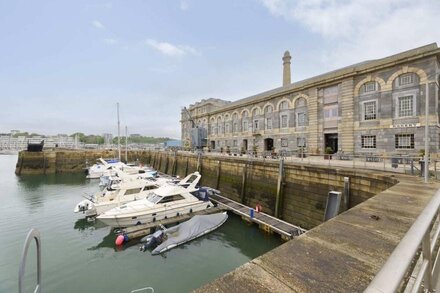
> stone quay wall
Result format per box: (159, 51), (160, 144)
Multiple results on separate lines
(15, 150), (396, 230)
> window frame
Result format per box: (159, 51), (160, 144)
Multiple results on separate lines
(280, 114), (288, 128)
(395, 134), (415, 149)
(361, 100), (377, 121)
(361, 135), (376, 149)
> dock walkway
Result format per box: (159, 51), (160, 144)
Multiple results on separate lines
(209, 193), (306, 239)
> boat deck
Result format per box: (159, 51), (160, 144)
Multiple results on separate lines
(209, 193), (306, 239)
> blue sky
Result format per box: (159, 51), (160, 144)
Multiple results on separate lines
(1, 0), (439, 138)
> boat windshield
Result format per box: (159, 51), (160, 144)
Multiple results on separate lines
(146, 193), (162, 204)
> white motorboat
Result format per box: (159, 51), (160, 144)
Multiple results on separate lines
(96, 172), (214, 227)
(86, 158), (124, 179)
(99, 169), (157, 187)
(74, 175), (175, 217)
(86, 158), (154, 179)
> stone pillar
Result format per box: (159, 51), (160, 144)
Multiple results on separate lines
(283, 51), (291, 86)
(307, 89), (319, 153)
(339, 78), (355, 153)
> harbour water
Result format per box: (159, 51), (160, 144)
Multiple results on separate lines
(0, 155), (281, 293)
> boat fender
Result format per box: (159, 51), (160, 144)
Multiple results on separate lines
(123, 233), (129, 242)
(136, 221), (142, 226)
(115, 235), (125, 246)
(189, 209), (193, 213)
(256, 204), (262, 213)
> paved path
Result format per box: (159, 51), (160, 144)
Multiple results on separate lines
(195, 174), (440, 292)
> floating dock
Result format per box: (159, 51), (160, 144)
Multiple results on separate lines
(209, 193), (306, 240)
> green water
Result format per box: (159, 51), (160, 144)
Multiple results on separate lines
(0, 155), (281, 293)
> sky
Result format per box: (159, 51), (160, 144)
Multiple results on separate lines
(1, 0), (439, 139)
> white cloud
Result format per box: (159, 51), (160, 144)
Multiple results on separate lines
(146, 39), (199, 57)
(180, 0), (189, 11)
(91, 20), (105, 29)
(103, 38), (117, 45)
(260, 0), (440, 69)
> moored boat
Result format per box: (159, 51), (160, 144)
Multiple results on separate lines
(96, 172), (214, 227)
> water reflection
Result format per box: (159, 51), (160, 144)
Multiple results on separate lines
(18, 173), (87, 190)
(73, 218), (107, 232)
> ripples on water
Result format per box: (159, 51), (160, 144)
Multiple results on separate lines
(0, 155), (281, 292)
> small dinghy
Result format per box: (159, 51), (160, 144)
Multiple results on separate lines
(140, 212), (228, 255)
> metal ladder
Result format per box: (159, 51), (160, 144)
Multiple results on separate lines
(18, 228), (41, 293)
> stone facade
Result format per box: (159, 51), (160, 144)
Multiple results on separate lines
(181, 44), (440, 155)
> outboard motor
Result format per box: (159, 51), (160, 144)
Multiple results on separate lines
(140, 230), (164, 252)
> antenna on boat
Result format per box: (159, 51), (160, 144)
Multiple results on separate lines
(117, 102), (121, 162)
(125, 126), (128, 163)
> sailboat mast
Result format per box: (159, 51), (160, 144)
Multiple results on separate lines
(125, 126), (128, 163)
(117, 102), (121, 161)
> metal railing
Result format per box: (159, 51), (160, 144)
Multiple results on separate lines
(365, 188), (440, 293)
(19, 228), (41, 293)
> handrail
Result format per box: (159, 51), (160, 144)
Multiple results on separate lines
(18, 228), (42, 293)
(365, 188), (440, 293)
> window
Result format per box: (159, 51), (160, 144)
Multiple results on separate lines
(211, 125), (216, 134)
(252, 108), (259, 116)
(324, 106), (338, 119)
(225, 124), (230, 133)
(395, 134), (414, 149)
(363, 82), (376, 93)
(279, 101), (289, 110)
(361, 135), (376, 149)
(265, 105), (273, 113)
(364, 101), (377, 120)
(243, 121), (248, 132)
(232, 113), (238, 120)
(254, 120), (259, 130)
(233, 122), (238, 133)
(266, 118), (272, 130)
(398, 96), (413, 117)
(297, 112), (306, 126)
(281, 138), (288, 147)
(399, 73), (414, 86)
(281, 115), (288, 128)
(143, 185), (159, 191)
(124, 188), (142, 195)
(160, 194), (186, 203)
(297, 137), (306, 147)
(233, 140), (238, 147)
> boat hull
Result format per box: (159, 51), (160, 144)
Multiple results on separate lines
(97, 201), (213, 227)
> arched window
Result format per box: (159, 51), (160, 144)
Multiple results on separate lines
(295, 98), (307, 108)
(252, 108), (259, 116)
(232, 113), (238, 120)
(279, 101), (289, 110)
(264, 105), (273, 114)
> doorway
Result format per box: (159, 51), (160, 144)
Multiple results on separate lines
(243, 139), (248, 151)
(324, 133), (338, 153)
(210, 141), (215, 150)
(264, 138), (274, 151)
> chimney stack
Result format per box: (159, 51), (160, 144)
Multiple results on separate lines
(282, 50), (291, 86)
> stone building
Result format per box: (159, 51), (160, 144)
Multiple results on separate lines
(181, 43), (440, 155)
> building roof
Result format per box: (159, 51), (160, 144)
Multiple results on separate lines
(209, 43), (440, 114)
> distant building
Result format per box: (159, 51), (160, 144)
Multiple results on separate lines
(164, 140), (182, 148)
(10, 130), (20, 136)
(103, 133), (113, 145)
(181, 43), (440, 155)
(130, 134), (141, 138)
